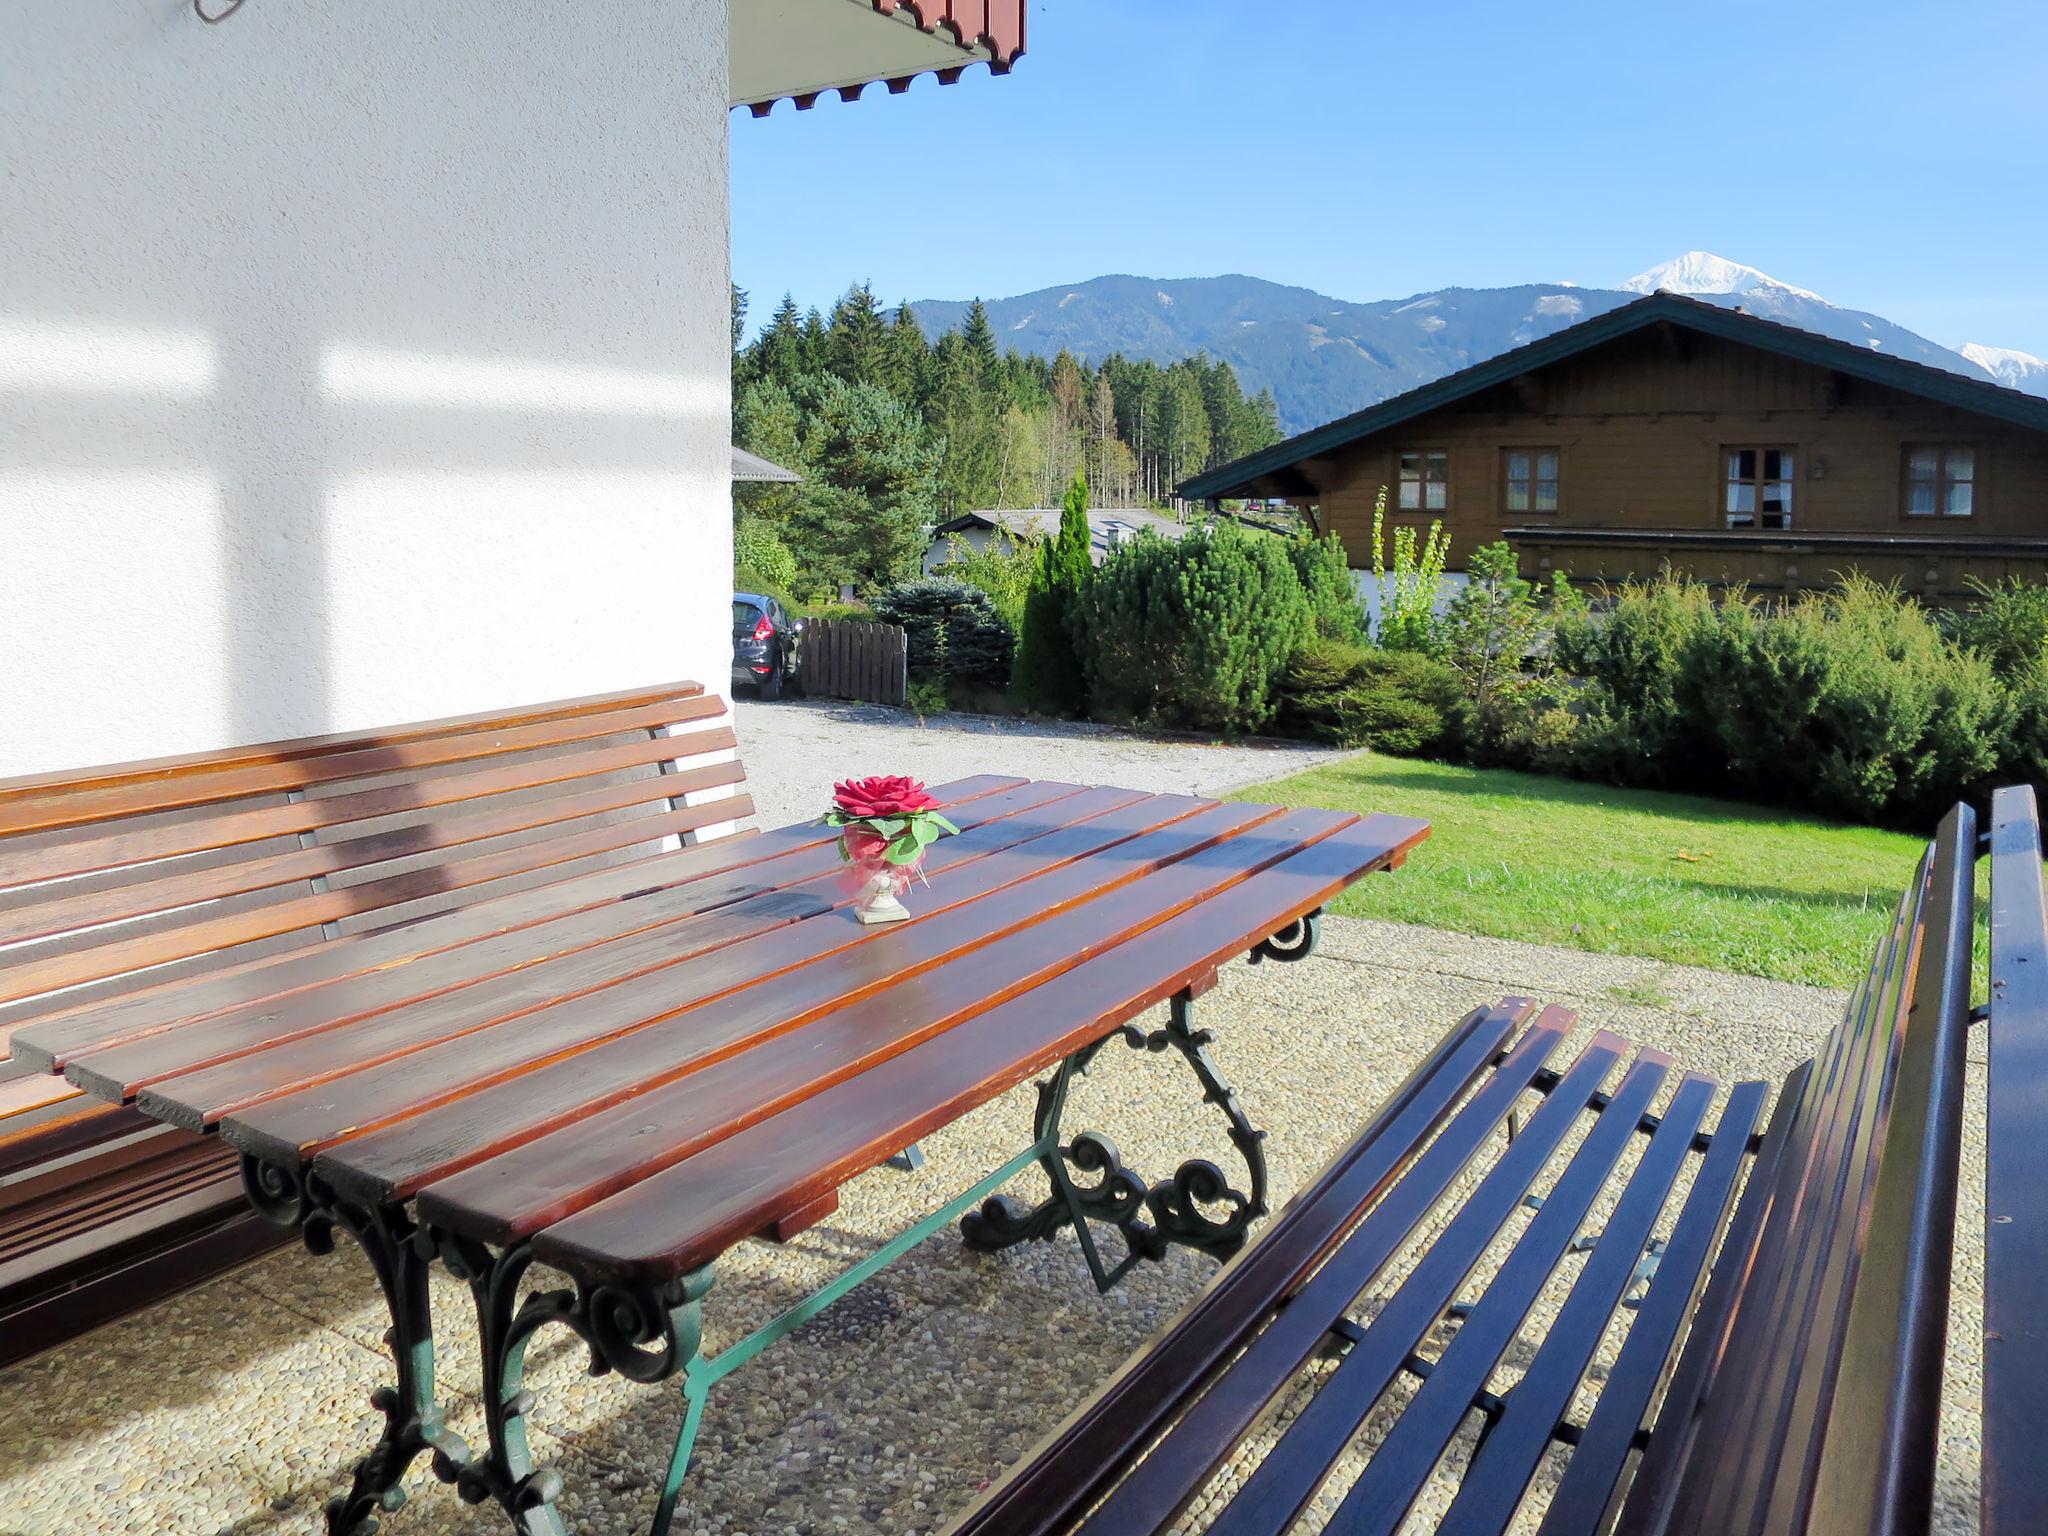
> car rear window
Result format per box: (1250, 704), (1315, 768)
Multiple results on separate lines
(733, 601), (763, 626)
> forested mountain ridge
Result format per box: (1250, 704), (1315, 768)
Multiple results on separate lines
(728, 284), (1282, 602)
(908, 266), (1995, 434)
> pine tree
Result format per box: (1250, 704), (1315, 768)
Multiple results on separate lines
(798, 307), (829, 377)
(1012, 470), (1093, 715)
(959, 301), (1000, 393)
(827, 283), (888, 385)
(882, 302), (929, 403)
(750, 294), (805, 390)
(926, 331), (1000, 515)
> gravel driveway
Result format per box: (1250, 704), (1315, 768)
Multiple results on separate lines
(735, 697), (1353, 826)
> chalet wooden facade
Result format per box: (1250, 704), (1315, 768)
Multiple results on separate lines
(1181, 294), (2048, 600)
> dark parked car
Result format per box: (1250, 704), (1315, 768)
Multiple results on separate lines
(732, 591), (799, 700)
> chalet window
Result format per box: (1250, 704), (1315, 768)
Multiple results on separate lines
(1724, 447), (1795, 530)
(1904, 445), (1975, 517)
(1503, 448), (1560, 515)
(1397, 450), (1449, 512)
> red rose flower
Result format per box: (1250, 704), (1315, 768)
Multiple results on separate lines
(832, 775), (939, 820)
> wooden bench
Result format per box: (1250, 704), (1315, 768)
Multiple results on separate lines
(949, 788), (2043, 1536)
(0, 680), (749, 1367)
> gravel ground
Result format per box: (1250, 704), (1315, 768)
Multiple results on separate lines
(731, 697), (1355, 828)
(0, 706), (1986, 1536)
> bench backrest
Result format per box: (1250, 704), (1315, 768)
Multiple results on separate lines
(0, 680), (748, 1101)
(1983, 784), (2048, 1536)
(1617, 804), (1975, 1536)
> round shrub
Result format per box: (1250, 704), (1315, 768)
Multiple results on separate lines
(871, 577), (1016, 690)
(1329, 651), (1465, 754)
(1079, 522), (1309, 734)
(1276, 638), (1367, 741)
(1277, 640), (1462, 754)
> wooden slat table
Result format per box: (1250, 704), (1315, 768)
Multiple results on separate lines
(16, 776), (1428, 1536)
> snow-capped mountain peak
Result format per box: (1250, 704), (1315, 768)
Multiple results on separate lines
(1960, 342), (2048, 395)
(1620, 251), (1824, 304)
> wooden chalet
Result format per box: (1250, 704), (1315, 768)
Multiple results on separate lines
(1181, 293), (2048, 599)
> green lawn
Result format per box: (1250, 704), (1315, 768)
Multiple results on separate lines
(1232, 756), (1931, 989)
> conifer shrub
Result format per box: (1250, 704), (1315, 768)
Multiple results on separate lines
(1945, 575), (2048, 674)
(1276, 640), (1464, 754)
(1081, 520), (1308, 734)
(1553, 575), (1726, 789)
(1717, 577), (2005, 824)
(1432, 542), (1566, 767)
(1556, 573), (2012, 824)
(872, 577), (1015, 691)
(1276, 638), (1367, 741)
(1286, 530), (1367, 643)
(1012, 471), (1094, 715)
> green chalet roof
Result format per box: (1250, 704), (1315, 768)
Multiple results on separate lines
(1179, 292), (2048, 502)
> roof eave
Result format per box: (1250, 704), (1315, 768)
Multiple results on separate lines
(732, 0), (1025, 117)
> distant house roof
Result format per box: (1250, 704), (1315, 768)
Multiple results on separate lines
(731, 445), (802, 483)
(929, 507), (1186, 564)
(1179, 291), (2048, 503)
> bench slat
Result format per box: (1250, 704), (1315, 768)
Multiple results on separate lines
(1200, 1033), (1633, 1536)
(321, 800), (1307, 1210)
(0, 692), (725, 837)
(1443, 1071), (1743, 1536)
(0, 761), (740, 948)
(1, 786), (748, 1007)
(1631, 869), (1921, 1535)
(526, 814), (1431, 1285)
(947, 1000), (1539, 1536)
(235, 790), (1191, 1174)
(1329, 1055), (1690, 1536)
(0, 723), (735, 891)
(1985, 784), (2048, 1536)
(1618, 806), (1971, 1536)
(413, 800), (1314, 1245)
(0, 680), (705, 803)
(1528, 1071), (1780, 1536)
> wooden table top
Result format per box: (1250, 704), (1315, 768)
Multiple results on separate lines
(17, 777), (1428, 1287)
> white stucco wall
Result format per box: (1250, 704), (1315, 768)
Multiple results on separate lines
(1, 2), (732, 778)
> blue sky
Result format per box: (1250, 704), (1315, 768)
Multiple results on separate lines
(732, 0), (2047, 356)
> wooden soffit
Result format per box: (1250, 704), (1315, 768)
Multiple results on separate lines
(732, 0), (1026, 117)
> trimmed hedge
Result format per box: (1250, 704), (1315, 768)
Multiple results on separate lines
(1555, 574), (2023, 826)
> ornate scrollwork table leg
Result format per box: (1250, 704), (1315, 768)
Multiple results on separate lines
(961, 910), (1320, 1288)
(1248, 905), (1322, 964)
(418, 1223), (714, 1536)
(238, 1156), (469, 1536)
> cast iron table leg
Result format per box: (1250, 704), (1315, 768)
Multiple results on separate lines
(419, 1224), (715, 1536)
(239, 1156), (468, 1535)
(959, 908), (1323, 1288)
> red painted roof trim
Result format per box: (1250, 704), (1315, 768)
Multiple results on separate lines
(744, 0), (1026, 117)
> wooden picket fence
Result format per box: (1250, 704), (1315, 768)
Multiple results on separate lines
(798, 619), (908, 707)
